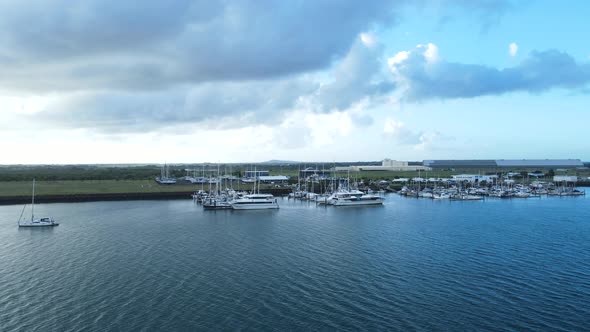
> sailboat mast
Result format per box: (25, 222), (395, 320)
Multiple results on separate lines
(31, 179), (35, 221)
(217, 163), (220, 195)
(347, 170), (350, 191)
(297, 166), (301, 191)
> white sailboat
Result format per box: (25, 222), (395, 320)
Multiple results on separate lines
(155, 162), (176, 184)
(18, 179), (59, 227)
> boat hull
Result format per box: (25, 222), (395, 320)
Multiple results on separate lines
(203, 204), (232, 210)
(332, 199), (384, 206)
(231, 203), (279, 210)
(18, 222), (59, 227)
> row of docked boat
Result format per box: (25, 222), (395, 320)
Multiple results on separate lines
(193, 189), (279, 210)
(192, 166), (280, 210)
(398, 183), (585, 200)
(399, 187), (483, 200)
(287, 170), (386, 207)
(194, 182), (386, 209)
(289, 188), (385, 206)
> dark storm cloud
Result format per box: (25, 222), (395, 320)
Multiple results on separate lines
(0, 0), (402, 91)
(32, 36), (391, 132)
(5, 0), (515, 134)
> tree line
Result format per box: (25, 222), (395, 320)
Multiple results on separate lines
(0, 165), (163, 181)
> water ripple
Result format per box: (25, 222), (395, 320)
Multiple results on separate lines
(0, 195), (589, 330)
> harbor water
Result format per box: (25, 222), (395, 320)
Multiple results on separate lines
(1, 194), (589, 331)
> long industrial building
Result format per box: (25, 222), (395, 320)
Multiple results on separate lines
(423, 159), (584, 169)
(334, 159), (431, 172)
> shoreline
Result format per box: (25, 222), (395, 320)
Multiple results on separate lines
(0, 188), (293, 205)
(1, 179), (588, 205)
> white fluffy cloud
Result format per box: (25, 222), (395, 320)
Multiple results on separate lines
(383, 117), (452, 150)
(422, 43), (439, 62)
(313, 38), (394, 112)
(383, 118), (422, 145)
(509, 42), (518, 56)
(273, 108), (359, 150)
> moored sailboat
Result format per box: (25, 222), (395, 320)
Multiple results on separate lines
(18, 179), (59, 227)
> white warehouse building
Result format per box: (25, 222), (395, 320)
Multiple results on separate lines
(334, 159), (431, 172)
(451, 174), (498, 183)
(553, 175), (578, 183)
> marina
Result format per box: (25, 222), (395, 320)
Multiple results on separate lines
(190, 165), (586, 209)
(2, 2), (589, 330)
(396, 178), (585, 200)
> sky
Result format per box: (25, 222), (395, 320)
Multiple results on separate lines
(1, 0), (589, 164)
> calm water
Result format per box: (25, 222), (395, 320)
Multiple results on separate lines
(1, 194), (589, 331)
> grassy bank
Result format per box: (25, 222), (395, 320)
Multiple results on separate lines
(0, 180), (197, 196)
(0, 180), (291, 197)
(0, 180), (294, 205)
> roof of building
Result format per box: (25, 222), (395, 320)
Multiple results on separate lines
(424, 160), (496, 167)
(424, 159), (583, 168)
(495, 159), (583, 167)
(258, 176), (289, 181)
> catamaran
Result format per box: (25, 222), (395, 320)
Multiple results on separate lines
(327, 189), (385, 206)
(231, 167), (279, 210)
(18, 179), (59, 227)
(231, 194), (279, 210)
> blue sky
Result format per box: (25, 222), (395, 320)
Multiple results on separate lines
(0, 0), (588, 163)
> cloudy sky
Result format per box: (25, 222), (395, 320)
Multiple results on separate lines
(1, 0), (589, 164)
